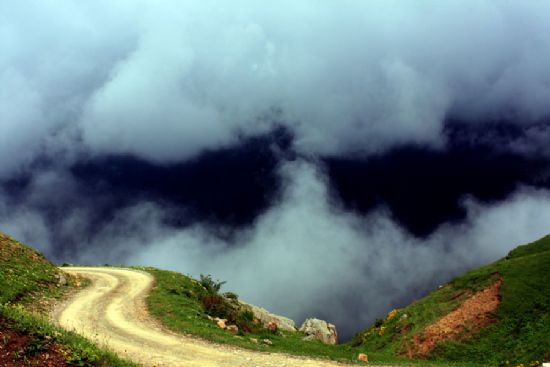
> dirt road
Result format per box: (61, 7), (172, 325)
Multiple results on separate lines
(51, 267), (354, 367)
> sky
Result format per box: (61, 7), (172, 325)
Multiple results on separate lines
(2, 0), (550, 340)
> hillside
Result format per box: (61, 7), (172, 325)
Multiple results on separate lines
(3, 229), (549, 367)
(351, 235), (550, 366)
(136, 268), (483, 365)
(0, 232), (137, 366)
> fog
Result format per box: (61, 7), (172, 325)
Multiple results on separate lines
(4, 160), (549, 339)
(108, 161), (550, 339)
(2, 1), (550, 339)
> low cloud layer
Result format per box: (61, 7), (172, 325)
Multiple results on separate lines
(119, 161), (550, 339)
(6, 160), (548, 339)
(3, 1), (550, 340)
(3, 1), (550, 177)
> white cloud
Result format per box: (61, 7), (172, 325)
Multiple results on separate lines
(3, 1), (550, 339)
(2, 1), (550, 172)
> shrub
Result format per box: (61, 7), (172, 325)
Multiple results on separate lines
(234, 309), (260, 333)
(199, 274), (226, 295)
(239, 309), (254, 323)
(197, 275), (261, 334)
(223, 292), (239, 300)
(201, 295), (225, 316)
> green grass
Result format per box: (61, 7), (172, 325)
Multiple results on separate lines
(0, 232), (138, 367)
(0, 233), (67, 306)
(352, 234), (550, 367)
(140, 266), (483, 366)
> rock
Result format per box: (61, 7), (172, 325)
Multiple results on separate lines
(299, 318), (338, 345)
(249, 338), (258, 344)
(399, 314), (408, 321)
(226, 325), (238, 332)
(358, 353), (368, 362)
(262, 339), (273, 346)
(216, 319), (227, 329)
(266, 321), (278, 332)
(238, 301), (296, 332)
(55, 273), (67, 286)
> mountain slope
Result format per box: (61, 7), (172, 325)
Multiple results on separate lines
(351, 235), (550, 366)
(0, 232), (137, 367)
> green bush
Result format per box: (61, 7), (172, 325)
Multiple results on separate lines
(199, 274), (226, 295)
(201, 294), (231, 318)
(234, 309), (261, 333)
(195, 276), (261, 334)
(223, 291), (239, 300)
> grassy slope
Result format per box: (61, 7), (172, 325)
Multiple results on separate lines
(351, 235), (550, 367)
(6, 229), (545, 366)
(0, 232), (137, 367)
(140, 267), (481, 366)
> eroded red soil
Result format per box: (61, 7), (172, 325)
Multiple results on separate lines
(0, 319), (68, 367)
(406, 279), (502, 356)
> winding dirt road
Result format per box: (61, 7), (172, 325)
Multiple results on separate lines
(51, 267), (353, 367)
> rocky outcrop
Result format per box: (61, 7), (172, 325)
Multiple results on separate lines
(238, 301), (297, 332)
(299, 318), (338, 345)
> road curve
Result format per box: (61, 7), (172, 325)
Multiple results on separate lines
(51, 267), (351, 367)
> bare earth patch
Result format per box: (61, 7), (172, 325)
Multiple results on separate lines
(406, 279), (503, 357)
(0, 318), (68, 367)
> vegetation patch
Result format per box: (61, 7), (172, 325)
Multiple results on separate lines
(0, 233), (71, 308)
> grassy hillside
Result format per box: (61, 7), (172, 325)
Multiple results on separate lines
(351, 235), (550, 367)
(0, 232), (137, 367)
(141, 267), (357, 362)
(4, 229), (547, 366)
(140, 267), (481, 366)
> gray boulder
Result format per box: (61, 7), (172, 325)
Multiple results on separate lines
(238, 301), (297, 332)
(299, 318), (338, 345)
(54, 273), (68, 286)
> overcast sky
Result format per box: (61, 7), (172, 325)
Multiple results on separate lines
(2, 0), (550, 339)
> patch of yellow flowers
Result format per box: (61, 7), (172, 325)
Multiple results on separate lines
(360, 309), (399, 341)
(385, 309), (398, 322)
(0, 302), (25, 311)
(513, 360), (541, 367)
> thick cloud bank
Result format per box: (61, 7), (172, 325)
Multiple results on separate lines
(3, 1), (550, 340)
(3, 0), (550, 176)
(5, 160), (549, 339)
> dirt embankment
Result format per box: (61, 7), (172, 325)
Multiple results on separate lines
(406, 279), (503, 357)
